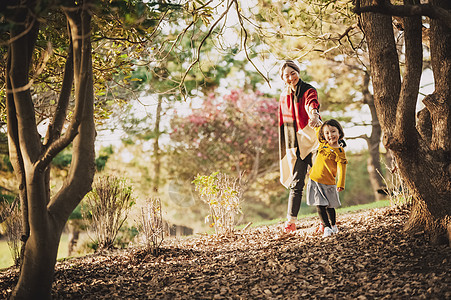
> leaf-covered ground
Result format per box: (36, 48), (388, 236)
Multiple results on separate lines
(1, 205), (450, 299)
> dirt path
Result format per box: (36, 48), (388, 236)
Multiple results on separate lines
(1, 205), (450, 299)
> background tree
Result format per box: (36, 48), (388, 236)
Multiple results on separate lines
(356, 0), (451, 244)
(168, 89), (279, 218)
(169, 89), (278, 181)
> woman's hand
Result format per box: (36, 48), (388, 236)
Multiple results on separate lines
(309, 112), (322, 127)
(337, 187), (344, 192)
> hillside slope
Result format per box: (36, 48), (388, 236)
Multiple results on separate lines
(1, 205), (450, 299)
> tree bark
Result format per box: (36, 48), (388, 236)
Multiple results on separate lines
(360, 0), (451, 245)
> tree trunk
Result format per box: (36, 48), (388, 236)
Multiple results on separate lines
(362, 72), (385, 201)
(152, 94), (163, 195)
(360, 0), (451, 245)
(8, 3), (96, 298)
(67, 219), (81, 256)
(11, 213), (63, 299)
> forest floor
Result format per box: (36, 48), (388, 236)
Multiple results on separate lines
(0, 205), (450, 299)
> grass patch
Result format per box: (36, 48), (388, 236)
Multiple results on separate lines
(0, 239), (13, 270)
(337, 199), (390, 214)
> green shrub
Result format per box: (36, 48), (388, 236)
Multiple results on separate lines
(192, 172), (244, 235)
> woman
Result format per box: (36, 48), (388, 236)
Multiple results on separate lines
(278, 60), (322, 233)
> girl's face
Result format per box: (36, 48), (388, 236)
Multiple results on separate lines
(282, 66), (299, 87)
(322, 124), (340, 147)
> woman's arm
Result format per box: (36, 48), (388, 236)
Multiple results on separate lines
(304, 89), (321, 127)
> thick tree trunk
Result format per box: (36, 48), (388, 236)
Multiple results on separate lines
(411, 0), (451, 244)
(395, 147), (450, 244)
(11, 217), (64, 299)
(360, 0), (451, 245)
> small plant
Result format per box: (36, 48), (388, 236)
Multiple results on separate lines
(377, 157), (412, 206)
(82, 175), (135, 250)
(136, 198), (164, 255)
(0, 198), (22, 266)
(192, 171), (244, 235)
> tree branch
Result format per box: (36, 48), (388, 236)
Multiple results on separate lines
(44, 41), (74, 147)
(233, 0), (270, 87)
(9, 10), (42, 163)
(36, 5), (90, 171)
(395, 0), (422, 148)
(49, 2), (96, 222)
(38, 25), (75, 171)
(179, 0), (234, 96)
(354, 2), (451, 29)
(347, 134), (369, 142)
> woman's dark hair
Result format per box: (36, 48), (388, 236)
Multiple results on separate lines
(318, 119), (346, 147)
(279, 60), (301, 80)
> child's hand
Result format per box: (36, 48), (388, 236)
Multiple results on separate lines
(337, 187), (344, 192)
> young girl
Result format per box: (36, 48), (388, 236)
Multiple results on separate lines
(306, 119), (347, 237)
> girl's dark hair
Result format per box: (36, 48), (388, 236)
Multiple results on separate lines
(279, 60), (301, 80)
(318, 119), (346, 147)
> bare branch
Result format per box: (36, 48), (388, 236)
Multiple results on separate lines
(347, 134), (369, 142)
(233, 0), (270, 87)
(179, 0), (234, 95)
(338, 24), (358, 42)
(0, 197), (19, 224)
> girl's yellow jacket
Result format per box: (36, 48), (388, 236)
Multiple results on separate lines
(309, 128), (348, 189)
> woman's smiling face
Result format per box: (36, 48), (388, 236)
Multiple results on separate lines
(282, 66), (299, 87)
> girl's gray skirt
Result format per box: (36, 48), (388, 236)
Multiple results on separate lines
(306, 179), (341, 208)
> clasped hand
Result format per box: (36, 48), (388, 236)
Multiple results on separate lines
(308, 114), (322, 127)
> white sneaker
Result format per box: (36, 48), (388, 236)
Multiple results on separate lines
(323, 227), (333, 238)
(331, 225), (339, 234)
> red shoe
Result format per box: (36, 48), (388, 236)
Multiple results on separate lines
(284, 222), (296, 233)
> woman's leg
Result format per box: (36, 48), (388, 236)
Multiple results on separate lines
(317, 206), (331, 228)
(286, 154), (312, 219)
